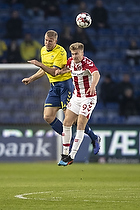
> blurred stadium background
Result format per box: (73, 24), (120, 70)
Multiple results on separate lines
(0, 0), (140, 163)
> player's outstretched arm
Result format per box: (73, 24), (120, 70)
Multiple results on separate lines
(22, 69), (45, 85)
(28, 60), (56, 76)
(22, 77), (32, 85)
(55, 66), (71, 76)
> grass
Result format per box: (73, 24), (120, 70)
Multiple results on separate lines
(0, 162), (140, 210)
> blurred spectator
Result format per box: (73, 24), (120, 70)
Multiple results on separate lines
(99, 74), (118, 104)
(73, 26), (96, 54)
(90, 0), (109, 30)
(27, 7), (44, 19)
(7, 40), (22, 63)
(4, 10), (23, 39)
(0, 39), (8, 63)
(119, 88), (138, 117)
(117, 73), (134, 100)
(67, 0), (80, 5)
(22, 0), (41, 8)
(42, 2), (61, 18)
(59, 26), (74, 52)
(22, 0), (44, 19)
(125, 39), (140, 66)
(75, 1), (90, 15)
(6, 0), (22, 6)
(19, 33), (42, 62)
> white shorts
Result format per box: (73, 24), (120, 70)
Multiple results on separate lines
(67, 95), (97, 119)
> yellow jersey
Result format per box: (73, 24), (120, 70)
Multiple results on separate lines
(41, 44), (72, 83)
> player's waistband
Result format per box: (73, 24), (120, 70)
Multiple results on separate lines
(51, 78), (72, 86)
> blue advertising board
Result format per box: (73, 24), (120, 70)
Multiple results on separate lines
(0, 125), (57, 162)
(0, 125), (140, 163)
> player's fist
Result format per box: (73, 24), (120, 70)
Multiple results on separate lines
(55, 69), (61, 76)
(22, 78), (31, 85)
(28, 60), (41, 67)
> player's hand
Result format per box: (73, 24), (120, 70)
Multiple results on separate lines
(28, 60), (41, 67)
(86, 86), (96, 95)
(55, 69), (61, 75)
(22, 78), (31, 85)
(56, 66), (71, 75)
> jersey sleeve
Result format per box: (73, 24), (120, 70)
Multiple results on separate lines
(66, 57), (72, 69)
(53, 48), (67, 69)
(84, 58), (98, 74)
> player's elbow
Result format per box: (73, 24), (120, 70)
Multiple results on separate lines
(94, 71), (100, 79)
(98, 72), (100, 80)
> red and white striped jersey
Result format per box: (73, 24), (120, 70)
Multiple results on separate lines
(67, 56), (98, 97)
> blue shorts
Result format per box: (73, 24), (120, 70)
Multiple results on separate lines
(44, 78), (74, 110)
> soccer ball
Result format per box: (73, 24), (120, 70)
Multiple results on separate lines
(76, 12), (92, 28)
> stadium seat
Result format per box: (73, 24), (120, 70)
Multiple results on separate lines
(108, 2), (122, 11)
(0, 111), (13, 124)
(17, 86), (34, 97)
(98, 28), (112, 37)
(106, 103), (119, 111)
(11, 72), (25, 83)
(95, 102), (106, 110)
(111, 26), (123, 36)
(89, 112), (106, 124)
(122, 26), (138, 36)
(95, 51), (109, 60)
(45, 16), (61, 28)
(109, 116), (126, 124)
(0, 99), (6, 110)
(30, 112), (44, 124)
(2, 85), (16, 98)
(8, 99), (24, 111)
(23, 99), (43, 111)
(11, 3), (24, 11)
(0, 72), (11, 84)
(14, 112), (31, 124)
(126, 116), (140, 124)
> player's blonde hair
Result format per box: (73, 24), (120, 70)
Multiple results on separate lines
(45, 30), (58, 40)
(69, 42), (84, 51)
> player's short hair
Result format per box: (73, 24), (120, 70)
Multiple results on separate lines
(45, 30), (58, 40)
(69, 42), (84, 51)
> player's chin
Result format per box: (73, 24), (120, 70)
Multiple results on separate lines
(74, 59), (80, 63)
(46, 45), (53, 51)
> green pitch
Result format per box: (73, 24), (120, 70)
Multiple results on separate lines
(0, 162), (140, 210)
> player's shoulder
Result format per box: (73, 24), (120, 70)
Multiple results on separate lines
(55, 44), (66, 53)
(67, 57), (73, 64)
(82, 56), (95, 66)
(83, 56), (94, 63)
(41, 46), (46, 53)
(82, 56), (98, 71)
(68, 57), (73, 61)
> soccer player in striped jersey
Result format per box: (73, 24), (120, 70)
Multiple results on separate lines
(22, 31), (100, 156)
(57, 42), (101, 166)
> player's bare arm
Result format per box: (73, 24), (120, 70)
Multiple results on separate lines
(28, 60), (57, 76)
(22, 69), (45, 85)
(86, 71), (100, 95)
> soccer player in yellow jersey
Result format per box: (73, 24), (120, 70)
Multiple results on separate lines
(22, 30), (73, 134)
(22, 30), (100, 156)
